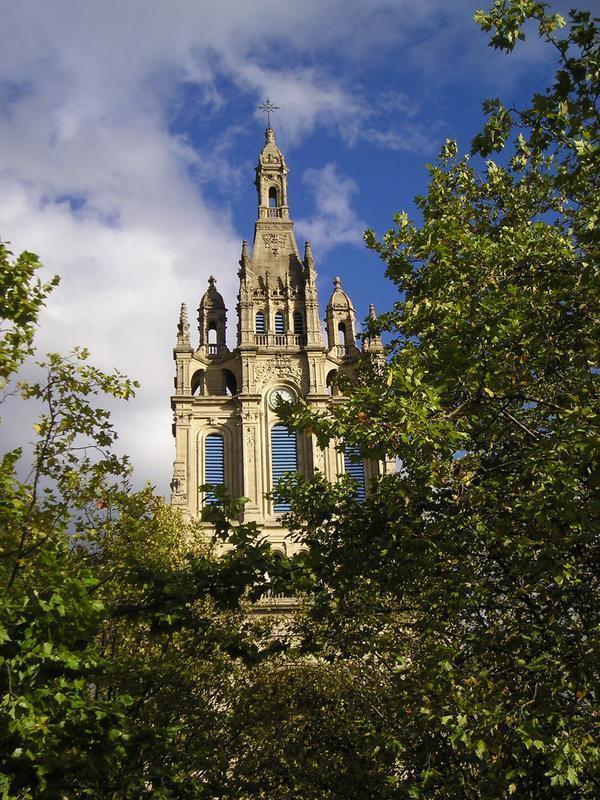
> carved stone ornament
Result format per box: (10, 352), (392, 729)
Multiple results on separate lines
(245, 427), (256, 463)
(254, 354), (306, 391)
(262, 233), (287, 256)
(170, 463), (187, 500)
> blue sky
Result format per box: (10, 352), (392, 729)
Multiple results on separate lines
(0, 0), (584, 492)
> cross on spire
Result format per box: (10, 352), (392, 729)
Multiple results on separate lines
(259, 98), (279, 128)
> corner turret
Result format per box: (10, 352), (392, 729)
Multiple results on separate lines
(198, 276), (227, 355)
(325, 276), (358, 358)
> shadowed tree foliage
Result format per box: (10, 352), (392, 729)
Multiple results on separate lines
(278, 3), (600, 797)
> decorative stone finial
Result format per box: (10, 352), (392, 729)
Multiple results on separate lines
(238, 240), (250, 280)
(304, 240), (314, 266)
(265, 127), (275, 144)
(176, 302), (191, 348)
(333, 276), (342, 289)
(364, 302), (383, 353)
(208, 275), (216, 287)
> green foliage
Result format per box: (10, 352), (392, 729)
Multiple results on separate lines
(277, 3), (600, 796)
(473, 3), (599, 244)
(0, 242), (59, 388)
(0, 250), (282, 797)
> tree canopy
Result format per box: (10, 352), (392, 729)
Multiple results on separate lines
(278, 2), (600, 796)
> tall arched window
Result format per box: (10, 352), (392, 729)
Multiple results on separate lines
(338, 321), (347, 346)
(343, 444), (365, 500)
(204, 433), (224, 504)
(271, 424), (297, 512)
(293, 311), (304, 335)
(207, 322), (217, 345)
(255, 312), (266, 334)
(274, 311), (285, 335)
(268, 186), (278, 207)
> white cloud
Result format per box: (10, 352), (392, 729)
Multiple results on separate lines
(296, 164), (366, 256)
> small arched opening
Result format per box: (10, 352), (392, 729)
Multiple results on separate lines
(326, 368), (338, 397)
(337, 321), (347, 346)
(207, 321), (217, 345)
(223, 369), (237, 397)
(191, 369), (205, 396)
(268, 186), (278, 208)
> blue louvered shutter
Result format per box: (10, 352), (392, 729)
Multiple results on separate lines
(344, 444), (365, 500)
(205, 433), (224, 504)
(271, 425), (297, 512)
(293, 311), (304, 334)
(275, 311), (285, 334)
(255, 312), (265, 334)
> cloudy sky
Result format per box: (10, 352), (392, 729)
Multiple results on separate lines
(0, 0), (575, 493)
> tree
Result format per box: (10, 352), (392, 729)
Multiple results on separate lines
(278, 3), (600, 796)
(0, 246), (286, 798)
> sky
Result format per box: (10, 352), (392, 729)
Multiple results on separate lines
(0, 0), (586, 494)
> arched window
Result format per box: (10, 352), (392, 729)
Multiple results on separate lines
(191, 369), (205, 396)
(207, 322), (217, 345)
(204, 433), (224, 504)
(343, 444), (365, 500)
(271, 424), (297, 512)
(268, 186), (278, 207)
(326, 368), (338, 397)
(337, 321), (346, 346)
(223, 369), (237, 397)
(274, 311), (285, 335)
(255, 311), (266, 334)
(293, 311), (304, 335)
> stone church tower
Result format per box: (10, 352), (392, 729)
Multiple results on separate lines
(170, 126), (387, 554)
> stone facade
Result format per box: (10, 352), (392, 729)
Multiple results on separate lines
(170, 127), (388, 554)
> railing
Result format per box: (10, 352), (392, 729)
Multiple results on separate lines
(254, 333), (306, 348)
(207, 344), (219, 355)
(258, 207), (288, 219)
(336, 344), (348, 358)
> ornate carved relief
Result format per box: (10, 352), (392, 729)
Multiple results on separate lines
(170, 462), (187, 503)
(253, 355), (306, 391)
(245, 427), (256, 463)
(261, 233), (287, 257)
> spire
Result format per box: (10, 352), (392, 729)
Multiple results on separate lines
(241, 240), (250, 264)
(176, 302), (191, 351)
(304, 240), (314, 268)
(238, 240), (251, 281)
(363, 303), (384, 353)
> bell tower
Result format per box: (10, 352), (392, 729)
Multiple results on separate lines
(170, 121), (391, 553)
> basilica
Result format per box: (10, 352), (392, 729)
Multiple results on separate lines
(170, 124), (391, 553)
